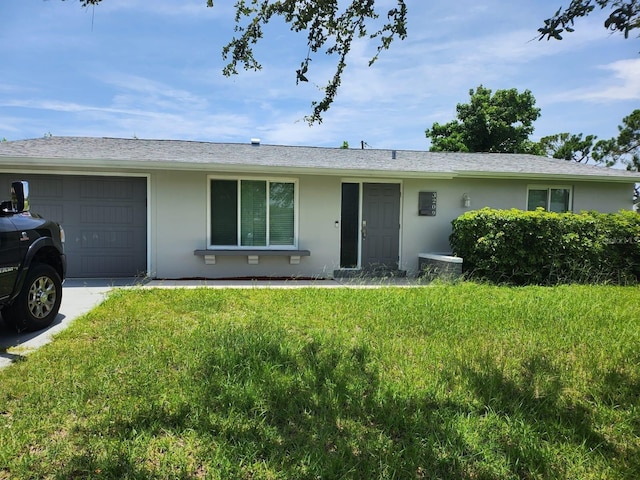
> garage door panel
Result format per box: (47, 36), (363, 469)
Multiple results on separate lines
(14, 176), (65, 224)
(79, 229), (136, 249)
(26, 177), (64, 198)
(80, 178), (140, 200)
(81, 255), (145, 277)
(0, 174), (147, 278)
(33, 204), (65, 224)
(81, 205), (136, 224)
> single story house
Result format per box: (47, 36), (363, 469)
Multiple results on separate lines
(1, 136), (639, 279)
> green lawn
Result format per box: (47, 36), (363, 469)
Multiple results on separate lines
(0, 284), (638, 479)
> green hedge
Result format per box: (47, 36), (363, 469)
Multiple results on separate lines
(450, 208), (640, 285)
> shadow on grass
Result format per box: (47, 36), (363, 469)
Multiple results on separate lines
(191, 329), (470, 479)
(57, 324), (636, 479)
(465, 354), (605, 443)
(599, 366), (640, 409)
(597, 364), (640, 476)
(461, 353), (636, 478)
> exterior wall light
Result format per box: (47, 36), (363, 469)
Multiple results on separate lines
(462, 193), (471, 208)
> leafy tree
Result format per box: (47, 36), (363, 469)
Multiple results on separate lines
(425, 86), (542, 154)
(538, 1), (640, 41)
(68, 0), (407, 125)
(593, 109), (640, 202)
(538, 110), (640, 204)
(592, 109), (640, 169)
(538, 132), (599, 163)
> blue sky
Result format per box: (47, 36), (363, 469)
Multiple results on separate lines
(1, 0), (638, 150)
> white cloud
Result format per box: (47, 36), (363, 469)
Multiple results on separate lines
(2, 99), (102, 114)
(584, 58), (640, 101)
(99, 73), (210, 112)
(546, 58), (640, 104)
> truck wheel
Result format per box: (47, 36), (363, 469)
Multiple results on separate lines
(3, 263), (62, 333)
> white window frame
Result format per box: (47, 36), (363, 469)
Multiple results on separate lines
(207, 175), (299, 249)
(526, 185), (573, 213)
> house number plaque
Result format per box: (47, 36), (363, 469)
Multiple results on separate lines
(419, 191), (437, 216)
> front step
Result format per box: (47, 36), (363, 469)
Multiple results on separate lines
(333, 269), (407, 279)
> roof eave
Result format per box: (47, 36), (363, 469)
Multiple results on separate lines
(0, 157), (458, 179)
(147, 163), (458, 179)
(3, 157), (638, 182)
(458, 171), (640, 183)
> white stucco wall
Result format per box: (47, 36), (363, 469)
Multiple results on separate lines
(151, 170), (208, 279)
(150, 171), (345, 279)
(400, 178), (530, 275)
(399, 178), (635, 275)
(297, 175), (343, 276)
(572, 182), (634, 212)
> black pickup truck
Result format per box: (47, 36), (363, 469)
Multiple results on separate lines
(0, 181), (66, 332)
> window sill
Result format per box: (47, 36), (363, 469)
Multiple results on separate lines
(194, 249), (311, 265)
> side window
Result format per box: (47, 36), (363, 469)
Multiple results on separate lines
(527, 186), (572, 213)
(549, 188), (571, 212)
(527, 189), (548, 211)
(210, 178), (297, 248)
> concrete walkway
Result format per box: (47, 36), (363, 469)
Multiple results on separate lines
(1, 276), (427, 369)
(145, 276), (425, 288)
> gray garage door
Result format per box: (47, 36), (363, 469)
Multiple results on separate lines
(0, 174), (147, 278)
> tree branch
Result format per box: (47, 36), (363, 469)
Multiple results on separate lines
(538, 0), (640, 41)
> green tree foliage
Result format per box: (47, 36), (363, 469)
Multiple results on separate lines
(538, 132), (599, 163)
(537, 110), (639, 167)
(68, 0), (407, 125)
(593, 109), (640, 202)
(538, 1), (640, 41)
(592, 109), (640, 170)
(425, 86), (542, 153)
(536, 110), (640, 205)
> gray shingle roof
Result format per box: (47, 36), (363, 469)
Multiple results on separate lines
(1, 136), (639, 182)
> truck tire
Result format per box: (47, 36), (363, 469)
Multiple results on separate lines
(3, 263), (63, 333)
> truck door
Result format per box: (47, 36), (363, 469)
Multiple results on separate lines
(0, 217), (21, 301)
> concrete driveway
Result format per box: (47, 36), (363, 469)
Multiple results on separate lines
(0, 279), (133, 369)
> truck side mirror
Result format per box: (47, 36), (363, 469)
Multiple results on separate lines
(11, 181), (30, 213)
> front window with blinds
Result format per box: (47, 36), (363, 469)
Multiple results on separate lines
(527, 186), (572, 213)
(210, 178), (296, 247)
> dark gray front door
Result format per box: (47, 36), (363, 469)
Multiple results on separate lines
(361, 183), (400, 271)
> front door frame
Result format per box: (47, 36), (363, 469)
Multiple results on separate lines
(339, 179), (403, 271)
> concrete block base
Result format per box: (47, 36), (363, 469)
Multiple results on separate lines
(419, 253), (463, 281)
